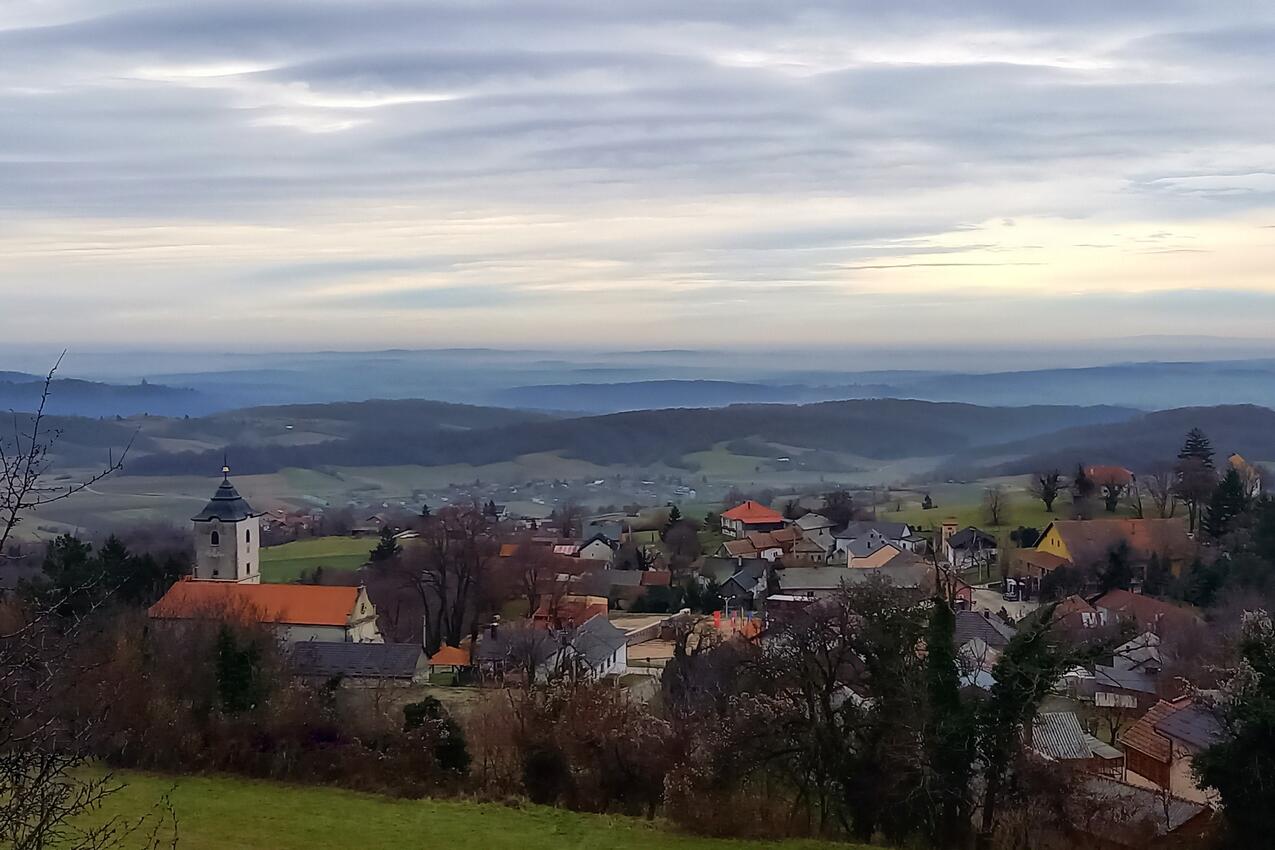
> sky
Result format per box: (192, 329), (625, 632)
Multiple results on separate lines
(2, 1), (1275, 352)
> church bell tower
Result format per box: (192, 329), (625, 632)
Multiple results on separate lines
(191, 462), (261, 583)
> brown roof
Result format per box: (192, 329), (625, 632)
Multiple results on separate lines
(428, 645), (471, 666)
(148, 579), (361, 627)
(1044, 518), (1194, 567)
(639, 570), (672, 587)
(722, 539), (757, 557)
(1119, 697), (1192, 764)
(722, 500), (783, 524)
(1013, 548), (1069, 575)
(1094, 589), (1199, 631)
(770, 527), (801, 545)
(746, 531), (781, 550)
(851, 544), (902, 568)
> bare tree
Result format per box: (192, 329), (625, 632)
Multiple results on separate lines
(1027, 470), (1062, 513)
(1122, 479), (1146, 519)
(1, 356), (131, 554)
(983, 485), (1008, 527)
(0, 359), (173, 849)
(400, 506), (500, 653)
(1142, 468), (1178, 519)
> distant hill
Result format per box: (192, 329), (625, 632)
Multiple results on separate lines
(122, 398), (1139, 476)
(948, 404), (1275, 477)
(0, 376), (206, 417)
(492, 380), (898, 412)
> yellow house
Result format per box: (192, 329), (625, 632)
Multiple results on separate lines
(1031, 518), (1194, 575)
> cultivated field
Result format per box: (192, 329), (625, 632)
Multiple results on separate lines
(91, 772), (855, 850)
(259, 536), (373, 582)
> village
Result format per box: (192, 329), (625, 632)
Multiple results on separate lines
(122, 432), (1271, 847)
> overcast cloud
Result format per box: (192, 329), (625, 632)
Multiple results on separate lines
(2, 1), (1274, 349)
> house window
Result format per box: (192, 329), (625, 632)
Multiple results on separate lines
(210, 530), (220, 546)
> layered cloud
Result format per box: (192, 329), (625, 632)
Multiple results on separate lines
(2, 1), (1273, 348)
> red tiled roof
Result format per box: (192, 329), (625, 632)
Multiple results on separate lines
(722, 500), (783, 524)
(1086, 465), (1135, 487)
(148, 579), (360, 627)
(722, 539), (758, 557)
(639, 570), (672, 587)
(746, 531), (780, 549)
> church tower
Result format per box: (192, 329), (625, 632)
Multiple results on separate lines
(191, 463), (261, 583)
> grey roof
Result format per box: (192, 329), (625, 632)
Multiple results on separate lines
(192, 474), (256, 522)
(571, 614), (627, 668)
(794, 513), (834, 531)
(722, 560), (771, 597)
(1094, 665), (1159, 695)
(476, 627), (561, 666)
(1033, 711), (1092, 761)
(290, 642), (423, 679)
(804, 528), (836, 552)
(776, 567), (848, 592)
(948, 527), (996, 549)
(1078, 775), (1209, 836)
(845, 537), (893, 558)
(1112, 631), (1163, 672)
(834, 521), (909, 541)
(1082, 733), (1123, 761)
(954, 610), (1017, 649)
(1156, 704), (1222, 750)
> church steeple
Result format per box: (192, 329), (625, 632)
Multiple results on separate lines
(191, 459), (261, 583)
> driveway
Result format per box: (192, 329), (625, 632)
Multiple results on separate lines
(970, 586), (1040, 621)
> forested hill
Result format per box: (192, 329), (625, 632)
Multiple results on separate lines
(120, 398), (1137, 476)
(949, 404), (1275, 477)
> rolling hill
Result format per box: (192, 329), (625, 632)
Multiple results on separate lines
(120, 398), (1139, 476)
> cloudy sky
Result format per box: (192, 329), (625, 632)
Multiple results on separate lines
(3, 1), (1275, 351)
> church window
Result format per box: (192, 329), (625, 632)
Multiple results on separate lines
(245, 528), (251, 543)
(210, 530), (220, 546)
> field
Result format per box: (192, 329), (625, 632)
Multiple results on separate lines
(90, 772), (855, 850)
(260, 536), (373, 582)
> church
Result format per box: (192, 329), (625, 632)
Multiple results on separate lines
(148, 465), (383, 644)
(191, 463), (261, 583)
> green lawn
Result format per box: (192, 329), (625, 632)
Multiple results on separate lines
(260, 536), (372, 581)
(90, 772), (855, 850)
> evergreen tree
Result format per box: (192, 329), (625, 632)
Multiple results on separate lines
(1204, 467), (1249, 540)
(661, 504), (682, 539)
(369, 526), (402, 562)
(420, 502), (431, 518)
(1094, 541), (1134, 594)
(923, 599), (975, 848)
(1178, 427), (1216, 467)
(1195, 610), (1275, 849)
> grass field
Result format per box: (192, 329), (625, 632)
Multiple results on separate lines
(92, 772), (855, 850)
(260, 536), (372, 581)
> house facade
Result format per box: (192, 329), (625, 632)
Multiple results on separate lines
(720, 501), (785, 538)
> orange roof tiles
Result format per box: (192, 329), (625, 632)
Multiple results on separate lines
(148, 580), (360, 627)
(722, 500), (783, 524)
(429, 645), (471, 666)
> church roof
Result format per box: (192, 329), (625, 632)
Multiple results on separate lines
(192, 468), (256, 522)
(149, 579), (361, 627)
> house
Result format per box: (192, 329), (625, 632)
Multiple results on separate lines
(776, 557), (933, 602)
(1086, 465), (1136, 493)
(290, 641), (427, 684)
(1034, 519), (1196, 577)
(1093, 589), (1199, 634)
(720, 501), (786, 538)
(148, 578), (383, 643)
(954, 609), (1017, 650)
(1119, 696), (1221, 804)
(848, 541), (905, 569)
(719, 560), (774, 610)
(944, 526), (997, 570)
(788, 534), (834, 565)
(476, 613), (627, 682)
(577, 534), (618, 562)
(1228, 452), (1263, 498)
(792, 512), (835, 533)
(833, 521), (911, 556)
(1032, 711), (1125, 777)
